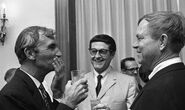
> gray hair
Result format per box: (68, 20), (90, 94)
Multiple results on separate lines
(14, 26), (55, 64)
(138, 11), (185, 53)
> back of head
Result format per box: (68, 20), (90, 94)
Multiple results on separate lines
(4, 68), (16, 83)
(89, 34), (116, 55)
(14, 26), (55, 64)
(138, 11), (185, 53)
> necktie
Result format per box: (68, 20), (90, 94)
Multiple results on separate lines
(96, 75), (103, 96)
(39, 83), (52, 110)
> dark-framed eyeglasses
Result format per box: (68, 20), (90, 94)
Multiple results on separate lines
(89, 48), (110, 57)
(126, 67), (139, 72)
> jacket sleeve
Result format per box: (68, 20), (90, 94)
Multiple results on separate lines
(0, 94), (24, 110)
(56, 103), (74, 110)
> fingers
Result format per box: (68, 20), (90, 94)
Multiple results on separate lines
(74, 77), (88, 86)
(76, 85), (88, 96)
(66, 79), (88, 93)
(65, 80), (72, 89)
(93, 103), (110, 110)
(52, 57), (65, 74)
(71, 78), (88, 101)
(53, 57), (63, 66)
(73, 78), (88, 95)
(78, 91), (88, 102)
(63, 78), (88, 108)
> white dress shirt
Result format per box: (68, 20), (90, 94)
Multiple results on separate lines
(93, 66), (111, 87)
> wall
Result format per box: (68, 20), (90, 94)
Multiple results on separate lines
(0, 0), (55, 89)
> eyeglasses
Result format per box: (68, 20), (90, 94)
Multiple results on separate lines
(126, 67), (139, 72)
(89, 48), (110, 57)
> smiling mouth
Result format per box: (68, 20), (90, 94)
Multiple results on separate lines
(93, 59), (104, 63)
(94, 61), (103, 63)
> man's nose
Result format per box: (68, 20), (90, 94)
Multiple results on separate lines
(56, 48), (62, 57)
(94, 51), (101, 58)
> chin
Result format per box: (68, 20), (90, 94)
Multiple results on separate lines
(94, 65), (103, 70)
(93, 62), (104, 69)
(137, 58), (143, 64)
(94, 68), (104, 73)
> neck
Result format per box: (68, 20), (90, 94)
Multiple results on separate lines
(151, 51), (179, 71)
(20, 63), (47, 82)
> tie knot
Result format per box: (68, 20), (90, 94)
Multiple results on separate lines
(97, 75), (102, 81)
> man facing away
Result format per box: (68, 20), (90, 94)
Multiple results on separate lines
(78, 34), (138, 110)
(0, 26), (88, 110)
(131, 11), (185, 110)
(120, 57), (143, 90)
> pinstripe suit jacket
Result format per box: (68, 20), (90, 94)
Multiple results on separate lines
(0, 68), (72, 110)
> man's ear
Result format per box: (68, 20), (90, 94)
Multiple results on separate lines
(159, 34), (168, 51)
(24, 48), (36, 60)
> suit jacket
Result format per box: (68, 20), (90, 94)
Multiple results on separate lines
(0, 68), (73, 110)
(131, 63), (185, 110)
(78, 68), (138, 110)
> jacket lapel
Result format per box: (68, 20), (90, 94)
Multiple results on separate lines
(98, 70), (116, 99)
(16, 68), (45, 109)
(149, 62), (185, 83)
(130, 63), (185, 109)
(87, 72), (97, 99)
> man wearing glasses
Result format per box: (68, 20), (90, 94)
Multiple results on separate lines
(121, 57), (143, 90)
(78, 34), (138, 110)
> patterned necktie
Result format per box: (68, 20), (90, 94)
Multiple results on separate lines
(96, 75), (103, 96)
(39, 83), (52, 110)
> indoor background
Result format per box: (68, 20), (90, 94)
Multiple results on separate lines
(0, 0), (185, 89)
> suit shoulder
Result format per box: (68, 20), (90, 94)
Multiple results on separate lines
(115, 72), (137, 87)
(1, 77), (30, 96)
(116, 72), (135, 80)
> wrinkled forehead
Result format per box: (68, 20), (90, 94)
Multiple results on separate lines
(38, 28), (56, 40)
(137, 19), (149, 35)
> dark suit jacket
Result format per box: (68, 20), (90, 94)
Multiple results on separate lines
(0, 68), (73, 110)
(131, 63), (185, 110)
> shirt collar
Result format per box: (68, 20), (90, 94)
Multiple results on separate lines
(93, 66), (111, 78)
(148, 57), (182, 79)
(19, 68), (53, 102)
(20, 68), (40, 88)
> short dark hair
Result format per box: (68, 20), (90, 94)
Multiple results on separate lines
(121, 57), (136, 70)
(89, 34), (116, 55)
(14, 26), (55, 64)
(138, 11), (185, 53)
